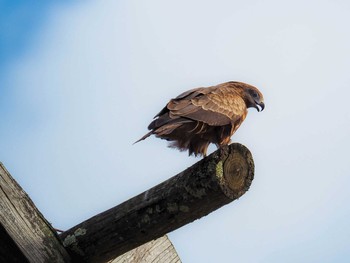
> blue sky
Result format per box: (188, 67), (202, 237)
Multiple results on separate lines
(1, 0), (350, 262)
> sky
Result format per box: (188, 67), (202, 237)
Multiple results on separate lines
(1, 0), (350, 262)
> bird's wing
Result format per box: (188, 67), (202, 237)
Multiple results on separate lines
(167, 87), (246, 126)
(153, 87), (207, 118)
(174, 87), (208, 100)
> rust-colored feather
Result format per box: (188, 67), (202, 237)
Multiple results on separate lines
(135, 81), (264, 157)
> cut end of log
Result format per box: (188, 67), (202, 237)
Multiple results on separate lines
(215, 143), (255, 200)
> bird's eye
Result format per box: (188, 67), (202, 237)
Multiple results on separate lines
(249, 89), (259, 99)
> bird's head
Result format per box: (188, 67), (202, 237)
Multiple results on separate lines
(241, 84), (265, 112)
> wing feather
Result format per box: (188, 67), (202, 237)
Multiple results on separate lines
(174, 87), (207, 100)
(163, 85), (247, 126)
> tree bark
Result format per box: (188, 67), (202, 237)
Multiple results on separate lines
(60, 143), (254, 262)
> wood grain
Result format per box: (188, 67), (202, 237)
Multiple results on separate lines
(0, 163), (71, 263)
(111, 235), (181, 263)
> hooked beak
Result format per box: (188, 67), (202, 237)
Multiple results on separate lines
(256, 101), (265, 112)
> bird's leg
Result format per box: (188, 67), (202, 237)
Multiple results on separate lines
(217, 144), (229, 157)
(220, 145), (229, 156)
(216, 137), (231, 157)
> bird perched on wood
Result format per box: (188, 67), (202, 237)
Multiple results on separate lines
(135, 81), (264, 157)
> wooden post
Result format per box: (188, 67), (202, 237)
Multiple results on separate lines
(0, 163), (71, 263)
(112, 235), (180, 263)
(60, 143), (254, 262)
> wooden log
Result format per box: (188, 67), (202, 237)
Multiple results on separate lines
(111, 235), (180, 263)
(0, 163), (71, 263)
(60, 143), (254, 263)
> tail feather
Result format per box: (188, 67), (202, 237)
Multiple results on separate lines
(168, 136), (210, 157)
(133, 131), (153, 144)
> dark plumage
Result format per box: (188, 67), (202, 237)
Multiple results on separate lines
(135, 81), (264, 157)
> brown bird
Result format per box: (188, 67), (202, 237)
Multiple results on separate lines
(135, 81), (264, 157)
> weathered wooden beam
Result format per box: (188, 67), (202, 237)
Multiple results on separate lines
(60, 143), (254, 263)
(0, 163), (71, 263)
(112, 235), (180, 263)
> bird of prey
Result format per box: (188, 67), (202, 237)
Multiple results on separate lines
(135, 81), (264, 157)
